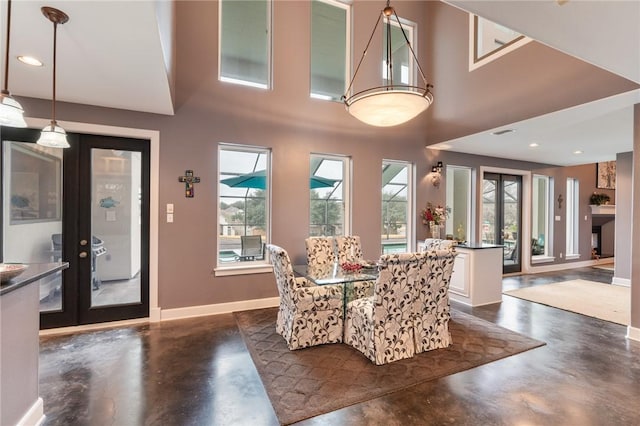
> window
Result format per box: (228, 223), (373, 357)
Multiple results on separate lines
(445, 166), (472, 242)
(218, 144), (270, 268)
(310, 154), (350, 236)
(310, 0), (350, 101)
(382, 160), (412, 254)
(532, 175), (554, 260)
(219, 0), (271, 89)
(469, 14), (529, 70)
(566, 177), (580, 258)
(383, 16), (416, 85)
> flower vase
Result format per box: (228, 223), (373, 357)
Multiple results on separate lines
(429, 222), (440, 239)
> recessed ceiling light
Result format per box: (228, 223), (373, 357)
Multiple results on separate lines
(491, 129), (515, 136)
(529, 143), (539, 147)
(574, 150), (583, 154)
(18, 55), (43, 66)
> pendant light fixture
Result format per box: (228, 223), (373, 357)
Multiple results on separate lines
(342, 1), (433, 127)
(0, 0), (27, 128)
(37, 6), (69, 148)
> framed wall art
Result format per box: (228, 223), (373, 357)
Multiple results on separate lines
(596, 161), (616, 190)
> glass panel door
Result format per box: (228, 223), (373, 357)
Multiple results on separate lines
(1, 127), (149, 329)
(482, 173), (522, 274)
(2, 137), (64, 313)
(90, 148), (142, 308)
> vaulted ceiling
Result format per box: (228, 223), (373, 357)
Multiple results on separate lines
(2, 1), (639, 166)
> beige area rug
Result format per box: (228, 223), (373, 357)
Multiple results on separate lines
(234, 307), (544, 425)
(504, 279), (629, 325)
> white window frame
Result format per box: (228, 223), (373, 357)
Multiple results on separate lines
(468, 14), (531, 71)
(531, 175), (555, 263)
(381, 159), (414, 254)
(445, 165), (473, 243)
(309, 153), (351, 237)
(215, 143), (272, 276)
(382, 15), (416, 86)
(218, 0), (273, 90)
(565, 177), (580, 259)
(310, 0), (351, 101)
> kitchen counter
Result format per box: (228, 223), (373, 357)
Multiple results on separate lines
(1, 262), (68, 426)
(1, 262), (68, 296)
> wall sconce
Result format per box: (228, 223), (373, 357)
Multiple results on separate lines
(431, 161), (443, 188)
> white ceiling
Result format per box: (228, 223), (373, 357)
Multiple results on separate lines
(439, 0), (640, 166)
(0, 0), (174, 115)
(2, 1), (639, 165)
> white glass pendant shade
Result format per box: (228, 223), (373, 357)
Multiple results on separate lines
(37, 122), (70, 148)
(345, 89), (433, 127)
(0, 91), (27, 128)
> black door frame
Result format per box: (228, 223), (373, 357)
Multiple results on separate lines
(1, 127), (150, 329)
(484, 172), (523, 274)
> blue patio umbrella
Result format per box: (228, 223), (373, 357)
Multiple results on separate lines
(221, 170), (337, 189)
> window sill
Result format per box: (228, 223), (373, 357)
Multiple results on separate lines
(531, 256), (555, 264)
(214, 263), (273, 277)
(565, 254), (580, 260)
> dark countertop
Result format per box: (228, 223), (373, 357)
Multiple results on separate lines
(0, 262), (69, 296)
(456, 243), (503, 250)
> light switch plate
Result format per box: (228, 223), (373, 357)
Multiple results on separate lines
(167, 213), (174, 223)
(167, 203), (174, 213)
(555, 215), (561, 221)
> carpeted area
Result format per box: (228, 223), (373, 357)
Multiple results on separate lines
(504, 279), (629, 325)
(234, 307), (544, 425)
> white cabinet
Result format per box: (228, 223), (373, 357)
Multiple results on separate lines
(449, 245), (502, 306)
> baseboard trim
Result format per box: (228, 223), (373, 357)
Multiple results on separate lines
(627, 326), (640, 342)
(40, 298), (281, 334)
(17, 397), (45, 426)
(150, 307), (162, 322)
(528, 258), (609, 274)
(160, 297), (280, 321)
(40, 317), (150, 336)
(612, 277), (631, 287)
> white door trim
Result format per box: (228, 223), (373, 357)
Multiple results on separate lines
(25, 117), (161, 322)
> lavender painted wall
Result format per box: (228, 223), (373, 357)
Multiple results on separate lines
(423, 1), (639, 145)
(10, 1), (636, 313)
(615, 152), (632, 281)
(631, 105), (640, 329)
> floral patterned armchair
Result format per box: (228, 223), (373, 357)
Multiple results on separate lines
(413, 249), (457, 353)
(344, 252), (427, 365)
(266, 244), (344, 350)
(305, 237), (336, 266)
(422, 238), (456, 252)
(335, 235), (374, 301)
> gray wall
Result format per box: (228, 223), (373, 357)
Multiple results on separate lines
(615, 152), (632, 280)
(10, 1), (635, 313)
(632, 105), (640, 329)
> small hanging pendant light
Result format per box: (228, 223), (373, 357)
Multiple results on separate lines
(0, 0), (27, 128)
(37, 6), (70, 148)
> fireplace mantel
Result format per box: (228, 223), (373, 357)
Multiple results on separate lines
(590, 204), (615, 216)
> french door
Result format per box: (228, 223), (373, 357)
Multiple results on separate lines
(482, 173), (522, 274)
(1, 127), (150, 329)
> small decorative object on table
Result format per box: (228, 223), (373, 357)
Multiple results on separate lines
(341, 262), (362, 273)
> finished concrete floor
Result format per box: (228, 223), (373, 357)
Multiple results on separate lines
(39, 266), (640, 425)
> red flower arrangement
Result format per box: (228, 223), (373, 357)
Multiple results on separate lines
(420, 203), (450, 225)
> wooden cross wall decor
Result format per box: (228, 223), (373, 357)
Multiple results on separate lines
(178, 170), (201, 198)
